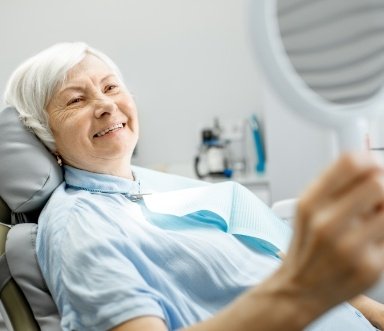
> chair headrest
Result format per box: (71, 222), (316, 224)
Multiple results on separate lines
(0, 107), (63, 221)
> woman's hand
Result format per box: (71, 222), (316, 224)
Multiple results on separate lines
(280, 151), (384, 317)
(350, 295), (384, 330)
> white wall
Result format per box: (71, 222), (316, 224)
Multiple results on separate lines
(262, 83), (337, 202)
(0, 0), (264, 169)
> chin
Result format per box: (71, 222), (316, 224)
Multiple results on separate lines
(104, 147), (135, 160)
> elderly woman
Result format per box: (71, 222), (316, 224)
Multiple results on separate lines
(4, 42), (384, 331)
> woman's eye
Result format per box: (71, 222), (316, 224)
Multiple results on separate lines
(104, 84), (118, 93)
(67, 97), (82, 106)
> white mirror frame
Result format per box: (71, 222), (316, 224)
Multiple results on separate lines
(248, 0), (384, 151)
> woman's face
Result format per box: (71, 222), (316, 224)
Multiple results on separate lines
(46, 55), (139, 178)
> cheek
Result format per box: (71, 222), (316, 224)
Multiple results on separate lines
(48, 111), (74, 140)
(118, 93), (137, 113)
(54, 121), (86, 151)
(127, 100), (139, 121)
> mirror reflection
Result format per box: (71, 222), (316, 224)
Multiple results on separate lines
(277, 0), (384, 105)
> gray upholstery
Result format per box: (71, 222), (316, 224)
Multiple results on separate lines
(6, 224), (60, 330)
(0, 106), (62, 330)
(0, 107), (63, 218)
(0, 223), (39, 331)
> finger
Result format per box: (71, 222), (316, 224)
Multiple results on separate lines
(302, 174), (384, 240)
(331, 219), (384, 290)
(340, 175), (384, 221)
(359, 240), (384, 283)
(359, 209), (384, 244)
(300, 152), (383, 212)
(339, 211), (384, 274)
(291, 153), (384, 253)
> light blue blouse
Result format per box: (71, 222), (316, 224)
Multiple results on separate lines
(36, 166), (377, 331)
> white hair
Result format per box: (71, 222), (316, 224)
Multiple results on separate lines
(3, 42), (124, 152)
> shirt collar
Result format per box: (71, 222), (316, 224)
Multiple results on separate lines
(64, 165), (141, 195)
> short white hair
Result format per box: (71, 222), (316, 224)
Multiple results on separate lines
(3, 42), (124, 152)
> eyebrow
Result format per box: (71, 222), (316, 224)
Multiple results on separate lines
(57, 74), (118, 96)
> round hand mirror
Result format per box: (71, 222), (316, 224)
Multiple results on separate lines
(249, 0), (384, 151)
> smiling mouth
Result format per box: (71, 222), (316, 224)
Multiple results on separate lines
(94, 123), (126, 137)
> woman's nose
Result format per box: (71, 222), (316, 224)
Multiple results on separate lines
(93, 96), (116, 118)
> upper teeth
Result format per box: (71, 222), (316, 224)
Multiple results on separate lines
(96, 123), (124, 137)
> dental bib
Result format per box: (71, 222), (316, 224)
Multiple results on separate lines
(142, 181), (292, 257)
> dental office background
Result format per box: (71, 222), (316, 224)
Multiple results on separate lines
(2, 0), (384, 205)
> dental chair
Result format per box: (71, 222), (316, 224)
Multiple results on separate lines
(0, 107), (62, 331)
(0, 106), (208, 331)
